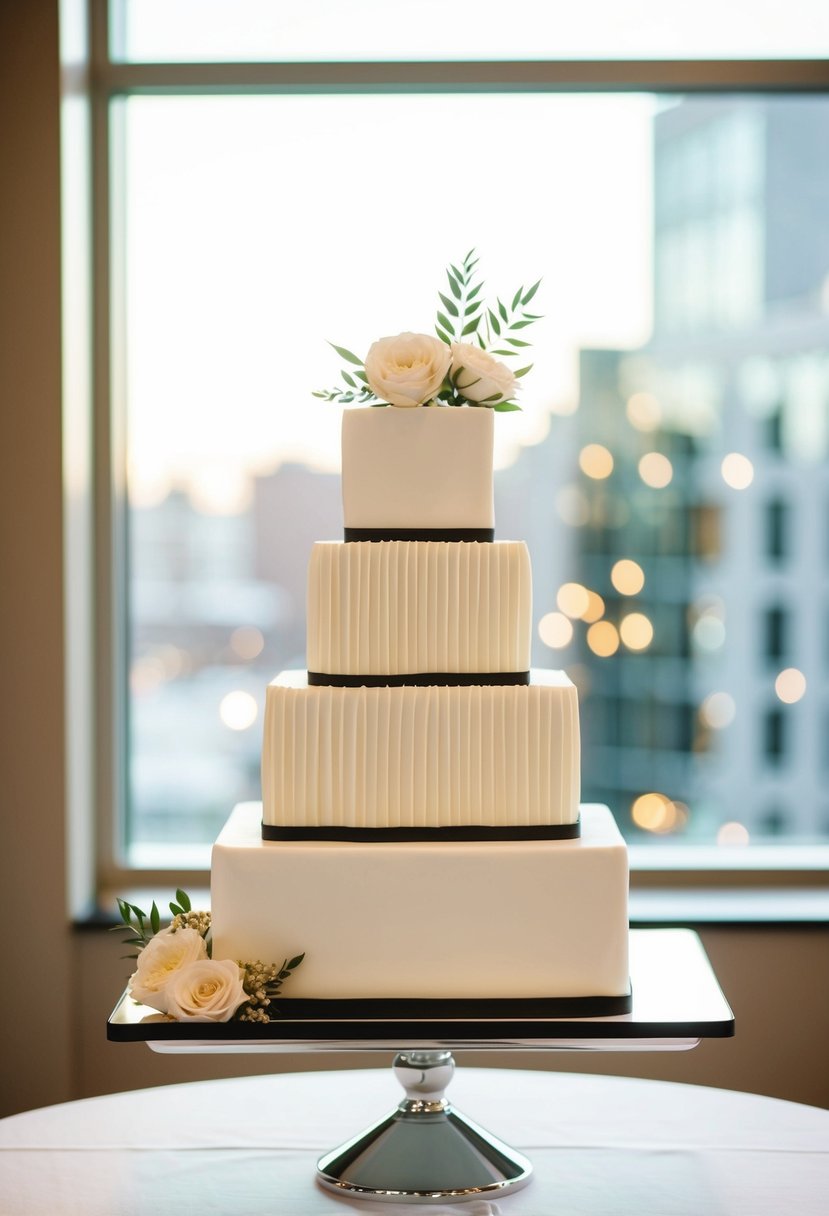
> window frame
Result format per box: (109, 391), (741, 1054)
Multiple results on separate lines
(82, 0), (829, 893)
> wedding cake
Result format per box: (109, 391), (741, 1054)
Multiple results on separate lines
(211, 407), (630, 1009)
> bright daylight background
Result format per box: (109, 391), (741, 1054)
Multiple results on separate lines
(115, 3), (829, 864)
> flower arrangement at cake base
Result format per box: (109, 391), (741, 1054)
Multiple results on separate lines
(114, 890), (304, 1024)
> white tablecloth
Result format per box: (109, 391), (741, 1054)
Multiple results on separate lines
(1, 1069), (827, 1215)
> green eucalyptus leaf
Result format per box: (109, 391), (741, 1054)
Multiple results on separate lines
(150, 902), (160, 935)
(354, 369), (369, 384)
(447, 271), (461, 300)
(509, 319), (535, 330)
(169, 902), (183, 917)
(461, 317), (480, 336)
(487, 309), (501, 337)
(493, 400), (523, 411)
(435, 325), (453, 345)
(506, 338), (531, 347)
(329, 342), (364, 367)
(176, 889), (191, 913)
(521, 279), (541, 305)
(511, 287), (523, 310)
(449, 263), (463, 281)
(497, 299), (508, 322)
(436, 310), (454, 333)
(466, 282), (484, 301)
(514, 364), (534, 377)
(438, 292), (459, 317)
(341, 371), (357, 388)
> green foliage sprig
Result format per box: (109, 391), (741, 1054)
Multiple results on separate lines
(314, 249), (542, 411)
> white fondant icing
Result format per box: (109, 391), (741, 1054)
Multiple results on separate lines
(307, 540), (532, 675)
(262, 669), (580, 829)
(212, 802), (630, 1000)
(341, 407), (494, 530)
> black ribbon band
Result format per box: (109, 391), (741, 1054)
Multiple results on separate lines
(262, 819), (581, 842)
(344, 528), (495, 543)
(261, 990), (633, 1019)
(307, 670), (531, 688)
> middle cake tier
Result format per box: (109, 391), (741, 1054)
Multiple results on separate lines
(262, 669), (580, 836)
(307, 540), (531, 681)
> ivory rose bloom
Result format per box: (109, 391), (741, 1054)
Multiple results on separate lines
(364, 332), (451, 408)
(164, 958), (247, 1022)
(129, 926), (208, 1012)
(451, 343), (518, 406)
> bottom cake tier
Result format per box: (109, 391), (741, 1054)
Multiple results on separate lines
(211, 802), (629, 1003)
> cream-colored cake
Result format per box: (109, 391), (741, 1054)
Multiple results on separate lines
(262, 669), (579, 832)
(211, 406), (630, 1006)
(212, 802), (629, 1000)
(307, 540), (531, 677)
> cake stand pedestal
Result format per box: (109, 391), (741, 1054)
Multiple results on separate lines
(108, 928), (734, 1206)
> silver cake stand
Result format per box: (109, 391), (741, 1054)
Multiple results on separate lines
(108, 929), (734, 1205)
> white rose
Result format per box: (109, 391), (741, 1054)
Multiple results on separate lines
(364, 332), (451, 408)
(164, 958), (247, 1023)
(128, 926), (208, 1012)
(450, 343), (518, 406)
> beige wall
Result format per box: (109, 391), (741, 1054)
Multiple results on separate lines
(0, 1), (74, 1118)
(1, 3), (828, 1121)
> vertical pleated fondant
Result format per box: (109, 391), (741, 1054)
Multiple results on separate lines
(262, 670), (580, 830)
(307, 541), (532, 677)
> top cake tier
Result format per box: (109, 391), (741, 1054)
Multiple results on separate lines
(342, 407), (494, 539)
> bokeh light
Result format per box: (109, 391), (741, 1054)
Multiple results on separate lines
(626, 391), (662, 432)
(231, 625), (265, 661)
(579, 443), (614, 480)
(717, 821), (750, 846)
(775, 668), (807, 704)
(631, 792), (676, 833)
(611, 558), (645, 596)
(638, 451), (673, 488)
(587, 620), (620, 657)
(219, 690), (258, 731)
(692, 614), (726, 651)
(699, 691), (736, 729)
(721, 452), (754, 490)
(557, 582), (590, 619)
(620, 611), (653, 650)
(538, 611), (573, 649)
(582, 590), (606, 623)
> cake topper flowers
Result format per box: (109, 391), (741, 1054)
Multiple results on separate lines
(113, 890), (304, 1023)
(314, 250), (541, 412)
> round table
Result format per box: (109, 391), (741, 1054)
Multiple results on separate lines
(1, 1069), (827, 1214)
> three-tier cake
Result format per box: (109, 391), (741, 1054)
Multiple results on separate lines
(211, 407), (630, 1009)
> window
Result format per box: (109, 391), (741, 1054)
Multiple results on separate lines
(765, 498), (788, 561)
(81, 3), (829, 880)
(764, 606), (788, 664)
(764, 707), (787, 764)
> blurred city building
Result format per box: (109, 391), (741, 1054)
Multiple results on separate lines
(576, 98), (829, 842)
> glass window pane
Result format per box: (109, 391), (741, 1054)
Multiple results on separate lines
(119, 92), (829, 863)
(110, 0), (829, 63)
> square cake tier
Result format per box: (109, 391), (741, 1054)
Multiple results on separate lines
(211, 802), (629, 1000)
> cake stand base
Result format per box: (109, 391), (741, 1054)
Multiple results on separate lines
(316, 1050), (532, 1204)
